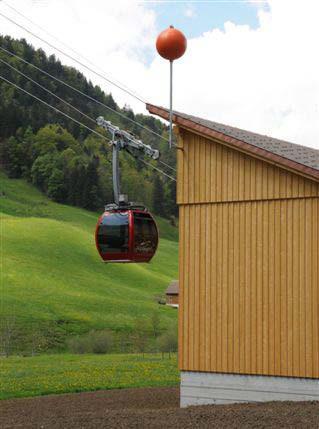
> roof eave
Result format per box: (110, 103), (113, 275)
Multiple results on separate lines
(146, 103), (319, 183)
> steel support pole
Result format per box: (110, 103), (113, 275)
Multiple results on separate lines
(169, 60), (173, 149)
(112, 143), (120, 205)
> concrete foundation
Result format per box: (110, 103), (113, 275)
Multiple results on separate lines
(180, 371), (319, 407)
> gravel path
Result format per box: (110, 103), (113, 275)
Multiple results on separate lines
(0, 387), (318, 428)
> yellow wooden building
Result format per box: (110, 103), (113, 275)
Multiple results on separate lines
(148, 104), (319, 406)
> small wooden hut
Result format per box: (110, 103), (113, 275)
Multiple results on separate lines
(148, 104), (319, 406)
(166, 280), (179, 307)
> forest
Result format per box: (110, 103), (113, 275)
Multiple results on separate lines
(0, 35), (177, 218)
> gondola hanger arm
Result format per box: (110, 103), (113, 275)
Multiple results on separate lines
(96, 116), (161, 208)
(96, 116), (160, 160)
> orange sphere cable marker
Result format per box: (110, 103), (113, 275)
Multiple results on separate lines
(156, 26), (187, 148)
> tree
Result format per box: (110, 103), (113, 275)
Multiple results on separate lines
(89, 330), (113, 354)
(33, 124), (79, 157)
(0, 316), (21, 357)
(150, 311), (162, 339)
(152, 174), (165, 217)
(47, 168), (66, 202)
(4, 136), (24, 178)
(131, 318), (149, 354)
(66, 162), (84, 206)
(20, 126), (35, 180)
(0, 35), (178, 219)
(165, 179), (178, 217)
(157, 324), (178, 358)
(31, 153), (58, 192)
(82, 159), (102, 210)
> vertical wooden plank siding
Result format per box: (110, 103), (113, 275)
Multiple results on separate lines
(179, 199), (319, 378)
(177, 129), (319, 379)
(177, 130), (319, 205)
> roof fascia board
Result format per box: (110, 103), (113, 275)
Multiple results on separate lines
(179, 124), (319, 184)
(147, 103), (319, 183)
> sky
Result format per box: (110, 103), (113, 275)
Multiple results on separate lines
(154, 1), (266, 38)
(0, 0), (318, 148)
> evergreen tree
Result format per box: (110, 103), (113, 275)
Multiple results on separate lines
(0, 35), (177, 218)
(65, 161), (88, 207)
(165, 180), (178, 217)
(20, 126), (35, 180)
(82, 158), (101, 210)
(152, 174), (165, 217)
(4, 136), (24, 178)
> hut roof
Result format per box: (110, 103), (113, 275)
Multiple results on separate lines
(166, 280), (179, 295)
(146, 104), (319, 182)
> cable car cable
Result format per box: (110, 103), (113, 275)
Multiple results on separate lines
(0, 11), (148, 104)
(0, 45), (171, 145)
(97, 116), (176, 182)
(0, 57), (97, 127)
(0, 73), (176, 182)
(0, 73), (111, 142)
(127, 149), (176, 181)
(1, 0), (146, 104)
(0, 9), (180, 151)
(0, 74), (174, 264)
(138, 157), (176, 181)
(157, 159), (176, 172)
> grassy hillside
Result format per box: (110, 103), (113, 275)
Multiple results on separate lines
(1, 172), (178, 344)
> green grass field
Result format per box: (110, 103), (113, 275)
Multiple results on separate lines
(1, 172), (178, 338)
(0, 353), (179, 400)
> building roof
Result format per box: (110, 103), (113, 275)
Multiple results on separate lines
(146, 104), (319, 182)
(166, 280), (179, 295)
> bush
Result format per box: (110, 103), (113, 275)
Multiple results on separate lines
(131, 318), (150, 353)
(67, 330), (113, 354)
(150, 311), (161, 338)
(90, 330), (113, 354)
(0, 317), (67, 356)
(67, 335), (92, 354)
(157, 327), (178, 354)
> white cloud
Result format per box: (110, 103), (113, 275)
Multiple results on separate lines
(184, 6), (196, 18)
(0, 0), (157, 106)
(147, 0), (319, 148)
(0, 0), (319, 148)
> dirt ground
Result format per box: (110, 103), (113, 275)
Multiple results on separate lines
(0, 387), (318, 429)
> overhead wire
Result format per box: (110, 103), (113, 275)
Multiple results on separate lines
(0, 73), (176, 181)
(0, 10), (147, 103)
(158, 159), (176, 172)
(0, 6), (178, 149)
(0, 74), (110, 142)
(0, 45), (171, 144)
(125, 149), (176, 181)
(0, 5), (177, 173)
(137, 158), (176, 182)
(0, 8), (178, 148)
(0, 56), (97, 126)
(1, 0), (146, 103)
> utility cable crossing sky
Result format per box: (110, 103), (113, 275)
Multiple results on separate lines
(0, 4), (178, 179)
(0, 11), (147, 104)
(0, 5), (179, 146)
(0, 46), (170, 144)
(0, 74), (109, 141)
(0, 72), (176, 181)
(1, 0), (143, 100)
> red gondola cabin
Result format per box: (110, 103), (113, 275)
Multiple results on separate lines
(95, 209), (158, 263)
